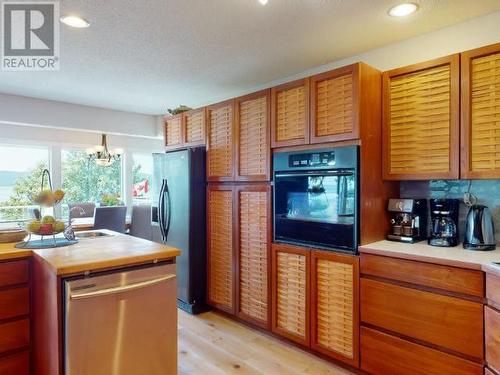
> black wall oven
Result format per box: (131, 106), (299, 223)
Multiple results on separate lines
(273, 146), (359, 254)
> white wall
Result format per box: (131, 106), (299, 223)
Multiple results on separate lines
(0, 93), (164, 151)
(247, 11), (500, 93)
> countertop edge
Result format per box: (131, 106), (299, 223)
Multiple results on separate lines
(36, 248), (181, 276)
(483, 263), (500, 277)
(0, 250), (32, 261)
(358, 246), (484, 270)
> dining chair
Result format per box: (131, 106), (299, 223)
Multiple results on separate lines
(93, 206), (127, 233)
(129, 204), (152, 240)
(68, 203), (96, 220)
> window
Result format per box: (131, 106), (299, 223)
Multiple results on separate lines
(61, 149), (123, 217)
(0, 144), (50, 223)
(132, 153), (152, 204)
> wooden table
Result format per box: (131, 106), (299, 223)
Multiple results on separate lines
(71, 217), (131, 232)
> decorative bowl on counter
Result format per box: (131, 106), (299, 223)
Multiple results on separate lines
(0, 228), (28, 243)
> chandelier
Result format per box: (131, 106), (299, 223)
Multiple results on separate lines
(86, 134), (123, 167)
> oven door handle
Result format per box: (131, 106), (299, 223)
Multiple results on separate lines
(275, 171), (354, 178)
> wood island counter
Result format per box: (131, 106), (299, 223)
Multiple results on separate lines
(32, 230), (180, 276)
(29, 231), (180, 375)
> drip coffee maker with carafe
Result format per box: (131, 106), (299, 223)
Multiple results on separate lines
(428, 199), (460, 247)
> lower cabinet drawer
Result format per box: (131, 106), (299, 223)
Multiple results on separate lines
(361, 278), (483, 359)
(0, 260), (29, 288)
(0, 287), (29, 320)
(486, 306), (500, 374)
(0, 319), (29, 354)
(360, 327), (483, 375)
(0, 351), (30, 375)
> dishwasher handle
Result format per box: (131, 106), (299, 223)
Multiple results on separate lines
(69, 274), (176, 300)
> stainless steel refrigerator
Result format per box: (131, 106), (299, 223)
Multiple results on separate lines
(151, 147), (207, 314)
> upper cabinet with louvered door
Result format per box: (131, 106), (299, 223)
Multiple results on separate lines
(311, 250), (359, 368)
(310, 64), (359, 144)
(236, 184), (271, 328)
(184, 108), (206, 147)
(207, 185), (235, 314)
(271, 243), (310, 346)
(462, 43), (500, 179)
(271, 79), (310, 148)
(235, 90), (271, 181)
(382, 55), (460, 180)
(206, 100), (235, 181)
(164, 114), (184, 150)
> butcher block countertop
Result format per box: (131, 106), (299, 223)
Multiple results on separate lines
(0, 242), (31, 261)
(0, 230), (180, 275)
(360, 240), (500, 273)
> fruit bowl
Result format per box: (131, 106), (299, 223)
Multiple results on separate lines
(27, 217), (66, 236)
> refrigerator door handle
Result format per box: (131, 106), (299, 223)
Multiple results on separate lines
(159, 179), (167, 242)
(164, 179), (172, 241)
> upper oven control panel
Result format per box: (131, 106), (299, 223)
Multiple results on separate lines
(289, 151), (336, 168)
(273, 146), (358, 172)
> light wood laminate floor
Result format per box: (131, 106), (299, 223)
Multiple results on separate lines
(178, 310), (354, 375)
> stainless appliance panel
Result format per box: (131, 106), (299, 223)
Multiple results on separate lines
(64, 263), (177, 375)
(273, 146), (359, 253)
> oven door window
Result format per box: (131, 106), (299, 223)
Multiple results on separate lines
(274, 171), (356, 251)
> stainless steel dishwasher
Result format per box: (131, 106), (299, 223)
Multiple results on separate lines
(64, 262), (177, 375)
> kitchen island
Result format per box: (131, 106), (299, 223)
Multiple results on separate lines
(0, 230), (180, 375)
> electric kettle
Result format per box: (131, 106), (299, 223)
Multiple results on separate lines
(463, 204), (496, 251)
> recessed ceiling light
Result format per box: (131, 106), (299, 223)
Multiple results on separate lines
(259, 0), (268, 5)
(60, 15), (90, 28)
(388, 3), (418, 17)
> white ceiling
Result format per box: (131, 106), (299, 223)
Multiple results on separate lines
(1, 0), (500, 115)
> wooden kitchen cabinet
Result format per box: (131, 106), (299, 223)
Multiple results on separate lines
(360, 326), (482, 375)
(360, 253), (485, 374)
(486, 306), (500, 374)
(360, 253), (484, 298)
(461, 42), (500, 179)
(207, 183), (272, 327)
(184, 108), (206, 147)
(361, 277), (483, 359)
(0, 259), (30, 375)
(164, 113), (183, 150)
(206, 185), (235, 313)
(271, 78), (310, 148)
(311, 250), (359, 367)
(271, 243), (310, 346)
(0, 351), (30, 375)
(234, 90), (271, 181)
(310, 64), (359, 144)
(235, 184), (271, 328)
(163, 108), (206, 150)
(382, 55), (460, 180)
(206, 100), (235, 181)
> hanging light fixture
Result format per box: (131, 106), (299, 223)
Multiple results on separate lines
(86, 134), (123, 166)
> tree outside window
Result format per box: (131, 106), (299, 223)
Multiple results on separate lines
(61, 149), (122, 216)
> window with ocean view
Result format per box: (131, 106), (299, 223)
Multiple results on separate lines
(0, 144), (50, 223)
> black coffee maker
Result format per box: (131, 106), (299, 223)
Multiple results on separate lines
(428, 199), (460, 247)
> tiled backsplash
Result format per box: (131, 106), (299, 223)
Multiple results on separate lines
(400, 180), (500, 243)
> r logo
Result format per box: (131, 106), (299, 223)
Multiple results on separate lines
(1, 1), (59, 70)
(3, 3), (54, 56)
